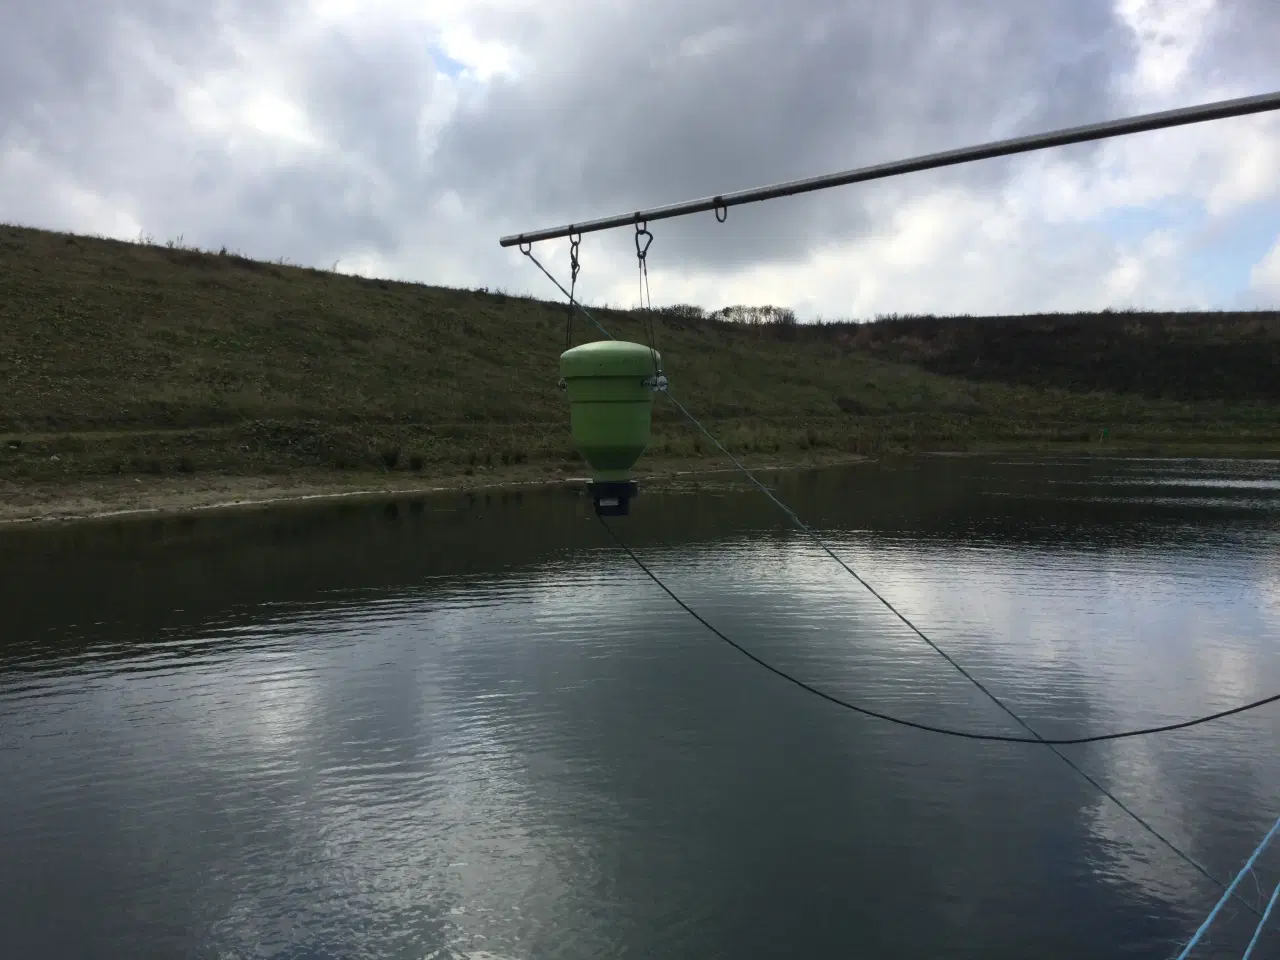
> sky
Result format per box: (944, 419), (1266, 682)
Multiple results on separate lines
(2, 0), (1279, 320)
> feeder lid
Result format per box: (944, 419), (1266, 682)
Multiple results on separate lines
(560, 340), (661, 380)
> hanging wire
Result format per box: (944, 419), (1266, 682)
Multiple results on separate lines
(635, 220), (653, 311)
(520, 255), (1269, 917)
(634, 221), (662, 383)
(522, 238), (593, 394)
(519, 245), (614, 340)
(565, 231), (581, 354)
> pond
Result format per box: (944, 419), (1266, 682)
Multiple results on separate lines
(2, 456), (1279, 959)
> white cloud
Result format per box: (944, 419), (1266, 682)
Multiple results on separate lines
(437, 25), (521, 82)
(609, 180), (1205, 319)
(1113, 0), (1220, 104)
(180, 80), (326, 154)
(1204, 119), (1280, 214)
(1250, 235), (1280, 297)
(677, 24), (747, 59)
(0, 142), (143, 239)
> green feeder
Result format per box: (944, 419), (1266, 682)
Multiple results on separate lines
(559, 340), (666, 517)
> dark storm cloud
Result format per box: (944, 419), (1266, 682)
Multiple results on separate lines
(1, 0), (287, 240)
(0, 0), (436, 263)
(1193, 2), (1280, 112)
(0, 0), (286, 152)
(297, 27), (437, 182)
(431, 0), (1131, 267)
(199, 24), (443, 264)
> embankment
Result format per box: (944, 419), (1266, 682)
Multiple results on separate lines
(2, 223), (1277, 522)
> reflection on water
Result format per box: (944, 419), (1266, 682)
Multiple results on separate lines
(1, 457), (1279, 959)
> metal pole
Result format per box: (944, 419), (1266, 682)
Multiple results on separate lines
(498, 90), (1280, 248)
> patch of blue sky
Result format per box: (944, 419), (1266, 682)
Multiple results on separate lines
(1181, 199), (1280, 305)
(1094, 200), (1200, 245)
(430, 46), (466, 78)
(1093, 197), (1280, 305)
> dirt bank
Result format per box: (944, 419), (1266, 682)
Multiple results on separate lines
(0, 452), (869, 527)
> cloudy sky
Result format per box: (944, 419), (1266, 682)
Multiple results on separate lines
(2, 0), (1279, 319)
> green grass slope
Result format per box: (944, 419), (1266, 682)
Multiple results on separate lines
(846, 310), (1280, 402)
(2, 222), (1278, 484)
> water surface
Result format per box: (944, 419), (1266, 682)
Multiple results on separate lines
(2, 456), (1279, 959)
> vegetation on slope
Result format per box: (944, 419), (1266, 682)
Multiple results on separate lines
(845, 310), (1280, 403)
(1, 222), (1278, 488)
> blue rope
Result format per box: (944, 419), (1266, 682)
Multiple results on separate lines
(519, 251), (1260, 913)
(1241, 875), (1280, 960)
(1173, 814), (1280, 960)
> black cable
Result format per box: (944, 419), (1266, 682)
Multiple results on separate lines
(597, 514), (1266, 916)
(595, 516), (1280, 745)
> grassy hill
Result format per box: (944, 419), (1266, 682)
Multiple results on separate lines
(844, 310), (1280, 403)
(2, 222), (1279, 489)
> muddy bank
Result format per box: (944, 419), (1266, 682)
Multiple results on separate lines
(0, 453), (869, 526)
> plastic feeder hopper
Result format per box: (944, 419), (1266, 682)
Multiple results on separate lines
(559, 340), (665, 517)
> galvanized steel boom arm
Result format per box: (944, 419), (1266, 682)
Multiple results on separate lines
(498, 90), (1280, 249)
